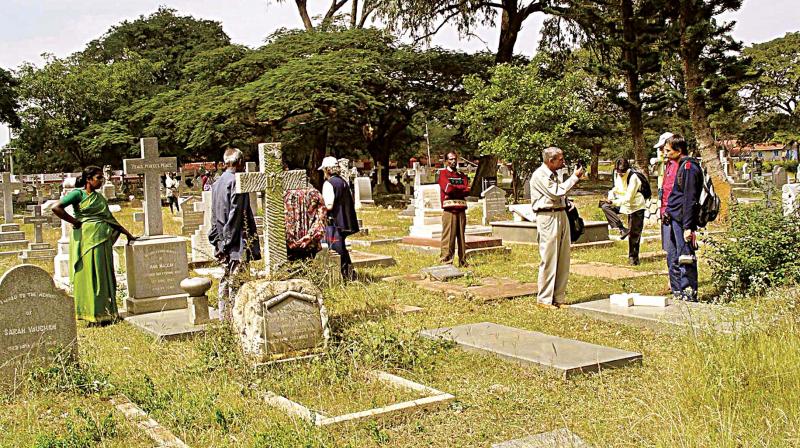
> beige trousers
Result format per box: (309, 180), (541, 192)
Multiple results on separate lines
(440, 209), (467, 265)
(536, 210), (571, 305)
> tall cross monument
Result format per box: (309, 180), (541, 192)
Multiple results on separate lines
(123, 138), (177, 237)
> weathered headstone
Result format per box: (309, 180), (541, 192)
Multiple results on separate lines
(122, 138), (189, 314)
(773, 166), (788, 190)
(20, 205), (56, 261)
(101, 165), (116, 200)
(0, 265), (77, 384)
(420, 264), (464, 282)
(421, 322), (642, 379)
(354, 177), (374, 209)
(233, 279), (329, 363)
(0, 172), (22, 224)
(481, 185), (507, 226)
(235, 143), (287, 275)
(492, 428), (591, 448)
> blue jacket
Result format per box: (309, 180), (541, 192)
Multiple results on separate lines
(666, 156), (704, 230)
(208, 169), (262, 261)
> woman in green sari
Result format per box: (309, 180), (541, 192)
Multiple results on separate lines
(53, 166), (138, 324)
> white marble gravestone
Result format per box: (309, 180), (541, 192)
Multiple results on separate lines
(408, 183), (443, 238)
(354, 177), (374, 209)
(20, 205), (56, 261)
(0, 265), (77, 384)
(0, 172), (22, 224)
(53, 176), (75, 288)
(122, 138), (189, 314)
(101, 165), (116, 200)
(783, 184), (800, 216)
(190, 191), (215, 263)
(481, 185), (507, 226)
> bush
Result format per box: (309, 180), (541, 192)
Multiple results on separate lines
(706, 203), (800, 298)
(762, 159), (798, 174)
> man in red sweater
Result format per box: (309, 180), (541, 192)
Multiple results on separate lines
(438, 152), (471, 266)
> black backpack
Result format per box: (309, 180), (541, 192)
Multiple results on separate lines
(566, 199), (585, 243)
(677, 159), (721, 228)
(627, 170), (652, 200)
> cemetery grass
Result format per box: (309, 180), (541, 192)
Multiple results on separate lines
(3, 202), (800, 446)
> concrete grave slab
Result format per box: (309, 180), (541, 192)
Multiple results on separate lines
(492, 428), (591, 448)
(491, 220), (609, 245)
(570, 262), (662, 280)
(421, 322), (642, 379)
(350, 250), (396, 268)
(122, 307), (219, 341)
(391, 304), (423, 314)
(262, 370), (453, 427)
(110, 394), (189, 447)
(402, 234), (503, 250)
(568, 298), (739, 333)
(421, 264), (464, 281)
(349, 237), (403, 247)
(385, 275), (536, 302)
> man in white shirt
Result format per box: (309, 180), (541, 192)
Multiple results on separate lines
(599, 158), (647, 265)
(529, 146), (584, 308)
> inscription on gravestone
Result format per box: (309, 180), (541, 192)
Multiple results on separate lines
(263, 291), (325, 354)
(482, 185), (507, 226)
(0, 265), (77, 383)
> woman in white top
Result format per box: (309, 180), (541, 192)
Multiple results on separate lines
(165, 172), (180, 214)
(599, 158), (647, 265)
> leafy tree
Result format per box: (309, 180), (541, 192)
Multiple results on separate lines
(80, 7), (230, 88)
(456, 55), (598, 197)
(269, 0), (381, 30)
(0, 68), (21, 128)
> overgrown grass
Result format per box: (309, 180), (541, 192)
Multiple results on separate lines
(0, 197), (797, 446)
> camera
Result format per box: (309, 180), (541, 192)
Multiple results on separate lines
(678, 254), (696, 265)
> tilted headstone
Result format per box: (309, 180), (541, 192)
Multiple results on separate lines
(232, 279), (329, 363)
(235, 143), (287, 275)
(481, 185), (507, 226)
(0, 265), (77, 384)
(122, 138), (189, 315)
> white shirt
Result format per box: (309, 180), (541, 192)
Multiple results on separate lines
(322, 180), (335, 210)
(608, 169), (646, 214)
(529, 163), (579, 211)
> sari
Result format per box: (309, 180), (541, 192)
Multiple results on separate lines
(62, 189), (122, 323)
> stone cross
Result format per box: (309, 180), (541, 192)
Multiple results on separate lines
(24, 205), (48, 244)
(0, 172), (23, 223)
(123, 138), (177, 237)
(235, 143), (287, 274)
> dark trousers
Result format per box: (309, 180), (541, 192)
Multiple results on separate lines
(440, 209), (467, 266)
(662, 220), (698, 300)
(168, 195), (180, 214)
(325, 226), (354, 281)
(600, 203), (644, 260)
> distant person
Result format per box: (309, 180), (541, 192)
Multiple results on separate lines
(165, 172), (180, 214)
(599, 158), (646, 265)
(52, 166), (138, 324)
(662, 135), (703, 301)
(320, 156), (359, 280)
(438, 151), (470, 267)
(529, 147), (585, 309)
(651, 131), (674, 213)
(209, 148), (262, 321)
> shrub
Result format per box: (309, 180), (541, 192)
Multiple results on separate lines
(34, 409), (117, 448)
(706, 203), (800, 298)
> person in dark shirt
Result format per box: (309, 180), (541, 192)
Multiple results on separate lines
(320, 156), (359, 281)
(663, 135), (704, 301)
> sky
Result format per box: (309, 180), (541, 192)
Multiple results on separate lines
(1, 0), (799, 146)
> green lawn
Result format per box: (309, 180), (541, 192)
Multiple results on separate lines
(1, 194), (798, 447)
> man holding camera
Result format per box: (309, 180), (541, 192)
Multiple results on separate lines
(662, 135), (703, 302)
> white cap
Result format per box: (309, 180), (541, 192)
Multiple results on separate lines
(318, 156), (338, 170)
(653, 132), (674, 149)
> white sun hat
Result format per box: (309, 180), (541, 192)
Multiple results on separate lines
(318, 156), (339, 170)
(653, 132), (674, 149)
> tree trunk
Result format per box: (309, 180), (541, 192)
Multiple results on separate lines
(621, 0), (649, 175)
(590, 141), (602, 180)
(496, 10), (521, 64)
(294, 0), (314, 31)
(678, 1), (731, 220)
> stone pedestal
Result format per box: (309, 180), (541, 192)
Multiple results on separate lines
(181, 277), (212, 325)
(124, 236), (189, 314)
(19, 242), (56, 261)
(0, 223), (29, 255)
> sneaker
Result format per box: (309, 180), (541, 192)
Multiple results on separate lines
(628, 257), (640, 266)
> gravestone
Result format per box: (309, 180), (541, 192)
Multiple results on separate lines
(420, 264), (464, 281)
(421, 322), (642, 379)
(0, 172), (22, 223)
(783, 184), (800, 216)
(235, 143), (287, 276)
(773, 166), (788, 190)
(122, 138), (189, 314)
(354, 177), (374, 209)
(54, 176), (76, 287)
(20, 205), (56, 261)
(245, 162), (258, 212)
(0, 265), (77, 384)
(481, 185), (507, 226)
(101, 165), (116, 200)
(493, 429), (591, 448)
(190, 191), (214, 263)
(180, 208), (204, 236)
(232, 279), (329, 363)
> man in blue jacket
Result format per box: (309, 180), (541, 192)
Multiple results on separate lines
(663, 135), (704, 302)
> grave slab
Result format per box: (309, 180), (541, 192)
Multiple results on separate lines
(401, 234), (503, 250)
(385, 275), (536, 302)
(350, 250), (396, 268)
(568, 298), (738, 333)
(491, 220), (609, 245)
(492, 428), (591, 448)
(421, 264), (464, 281)
(570, 262), (661, 280)
(421, 322), (642, 379)
(122, 307), (219, 341)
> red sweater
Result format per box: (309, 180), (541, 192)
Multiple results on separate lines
(438, 168), (470, 211)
